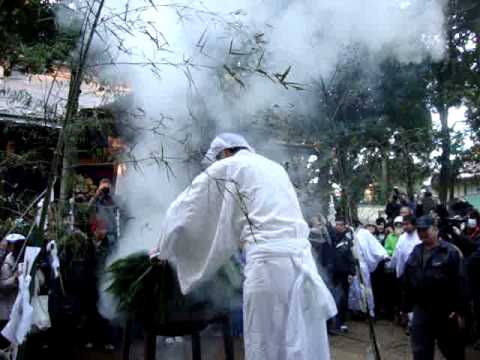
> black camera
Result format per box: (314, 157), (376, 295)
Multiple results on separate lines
(74, 195), (86, 203)
(446, 217), (466, 227)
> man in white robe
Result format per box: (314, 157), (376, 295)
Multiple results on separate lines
(348, 227), (388, 317)
(389, 215), (421, 279)
(154, 133), (337, 360)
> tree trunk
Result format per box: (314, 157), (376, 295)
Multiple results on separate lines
(438, 107), (451, 205)
(58, 68), (81, 226)
(336, 151), (357, 225)
(380, 153), (389, 204)
(405, 155), (415, 200)
(449, 174), (456, 202)
(316, 155), (333, 218)
(38, 0), (106, 238)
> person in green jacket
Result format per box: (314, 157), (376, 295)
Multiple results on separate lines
(384, 216), (404, 257)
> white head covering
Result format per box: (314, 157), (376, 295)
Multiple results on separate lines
(5, 233), (26, 243)
(204, 133), (254, 163)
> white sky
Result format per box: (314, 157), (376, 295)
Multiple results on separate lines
(431, 105), (472, 153)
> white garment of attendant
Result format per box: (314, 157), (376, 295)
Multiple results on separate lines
(389, 230), (421, 278)
(348, 228), (388, 316)
(157, 150), (337, 360)
(0, 253), (19, 320)
(2, 247), (41, 345)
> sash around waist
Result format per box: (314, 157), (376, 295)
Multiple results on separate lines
(244, 238), (311, 262)
(244, 238), (338, 332)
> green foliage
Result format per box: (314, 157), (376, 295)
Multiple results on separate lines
(314, 52), (430, 211)
(59, 230), (95, 262)
(426, 0), (480, 203)
(254, 47), (437, 218)
(463, 36), (480, 142)
(107, 251), (243, 315)
(0, 0), (79, 73)
(106, 251), (154, 313)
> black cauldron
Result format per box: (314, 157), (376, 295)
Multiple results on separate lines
(122, 263), (234, 360)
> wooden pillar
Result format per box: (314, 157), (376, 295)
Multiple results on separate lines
(122, 316), (133, 360)
(191, 332), (201, 360)
(144, 330), (156, 360)
(221, 315), (234, 360)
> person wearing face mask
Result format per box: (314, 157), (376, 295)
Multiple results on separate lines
(468, 235), (480, 351)
(434, 205), (477, 257)
(466, 210), (480, 350)
(466, 210), (480, 243)
(384, 216), (403, 257)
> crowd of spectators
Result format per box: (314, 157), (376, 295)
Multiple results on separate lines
(309, 189), (480, 359)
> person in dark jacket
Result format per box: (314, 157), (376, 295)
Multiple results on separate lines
(375, 218), (387, 245)
(420, 191), (437, 215)
(331, 218), (356, 332)
(403, 215), (466, 360)
(435, 204), (477, 257)
(386, 195), (401, 222)
(468, 244), (480, 350)
(308, 215), (333, 283)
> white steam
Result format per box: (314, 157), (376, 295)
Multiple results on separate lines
(83, 0), (446, 318)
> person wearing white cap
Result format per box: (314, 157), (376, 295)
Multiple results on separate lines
(0, 234), (25, 321)
(154, 133), (337, 360)
(384, 216), (404, 257)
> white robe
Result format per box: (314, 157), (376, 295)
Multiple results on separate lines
(389, 231), (421, 278)
(157, 150), (336, 360)
(2, 246), (41, 345)
(348, 228), (388, 316)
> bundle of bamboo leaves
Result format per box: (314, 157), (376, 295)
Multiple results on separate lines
(106, 251), (244, 316)
(106, 251), (154, 313)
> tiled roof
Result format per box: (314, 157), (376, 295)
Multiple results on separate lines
(0, 70), (119, 121)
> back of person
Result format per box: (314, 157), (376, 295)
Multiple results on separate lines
(155, 134), (337, 360)
(422, 196), (436, 214)
(333, 230), (355, 276)
(222, 150), (309, 245)
(208, 145), (335, 360)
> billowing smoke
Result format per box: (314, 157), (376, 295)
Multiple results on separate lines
(82, 0), (447, 318)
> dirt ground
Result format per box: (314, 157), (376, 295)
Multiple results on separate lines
(76, 319), (478, 360)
